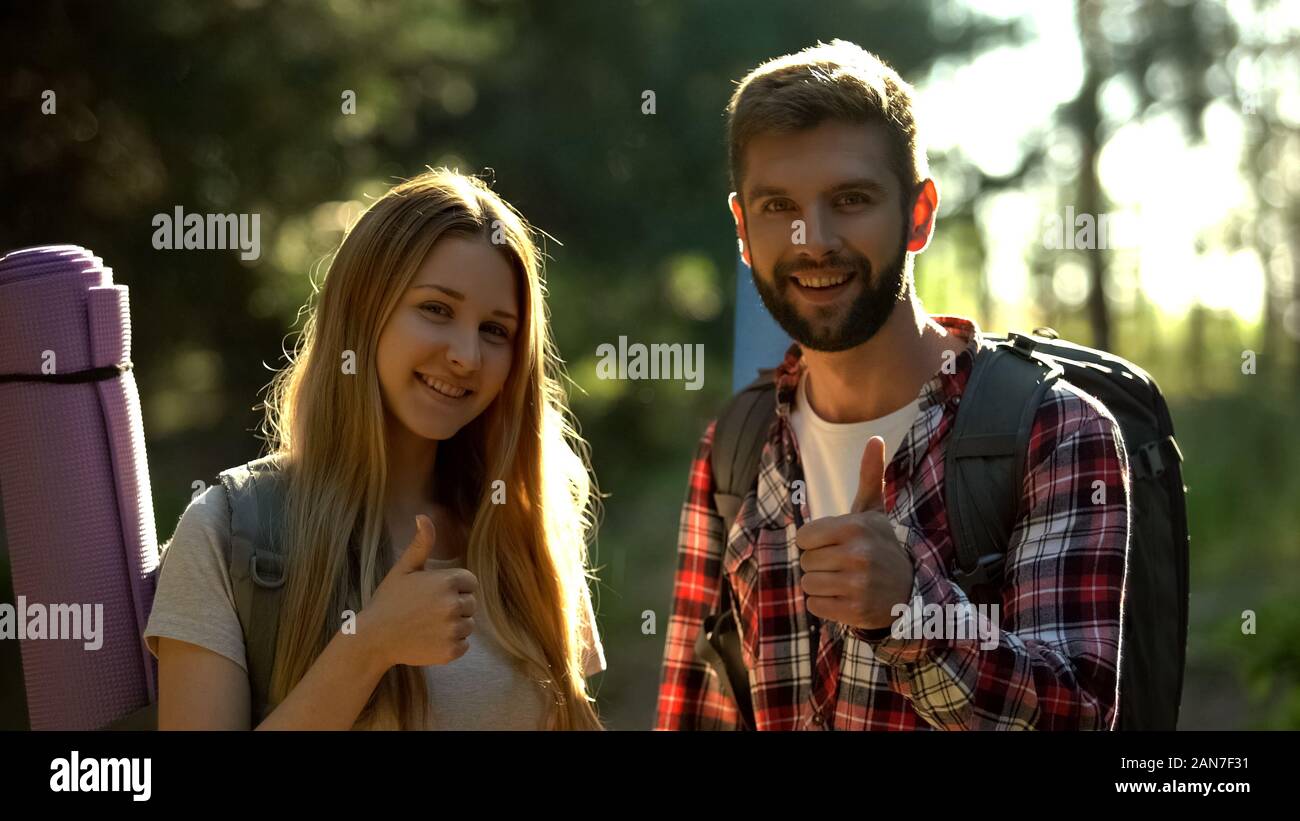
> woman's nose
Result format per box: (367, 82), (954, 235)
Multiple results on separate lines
(444, 331), (481, 374)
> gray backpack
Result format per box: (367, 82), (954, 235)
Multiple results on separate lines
(217, 454), (290, 725)
(704, 329), (1189, 730)
(105, 455), (289, 729)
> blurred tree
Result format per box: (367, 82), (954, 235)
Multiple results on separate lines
(1232, 2), (1300, 386)
(1075, 0), (1112, 350)
(1046, 0), (1237, 352)
(7, 0), (1199, 729)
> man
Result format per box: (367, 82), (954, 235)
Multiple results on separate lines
(655, 40), (1130, 731)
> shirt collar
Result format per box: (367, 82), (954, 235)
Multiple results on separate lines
(771, 314), (984, 418)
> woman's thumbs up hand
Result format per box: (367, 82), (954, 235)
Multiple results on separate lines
(363, 515), (478, 668)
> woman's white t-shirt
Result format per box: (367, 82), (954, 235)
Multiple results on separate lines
(142, 484), (605, 730)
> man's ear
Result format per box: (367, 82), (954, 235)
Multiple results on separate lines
(728, 191), (752, 268)
(906, 179), (940, 254)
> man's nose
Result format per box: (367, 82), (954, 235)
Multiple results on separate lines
(796, 204), (842, 259)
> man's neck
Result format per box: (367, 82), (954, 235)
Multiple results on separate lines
(800, 295), (964, 423)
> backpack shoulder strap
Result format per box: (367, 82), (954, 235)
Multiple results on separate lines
(945, 334), (1061, 601)
(218, 453), (289, 725)
(695, 369), (777, 730)
(711, 370), (778, 533)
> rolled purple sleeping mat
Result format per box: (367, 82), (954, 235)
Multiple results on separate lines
(0, 245), (159, 730)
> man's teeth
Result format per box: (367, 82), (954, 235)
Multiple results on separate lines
(795, 272), (850, 288)
(418, 373), (469, 398)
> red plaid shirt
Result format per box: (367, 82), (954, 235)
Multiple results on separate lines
(655, 316), (1131, 731)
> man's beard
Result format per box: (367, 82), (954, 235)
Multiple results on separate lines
(750, 230), (911, 353)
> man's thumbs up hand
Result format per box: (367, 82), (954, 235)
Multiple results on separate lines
(850, 435), (887, 515)
(795, 436), (913, 631)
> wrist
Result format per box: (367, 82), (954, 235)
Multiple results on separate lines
(349, 608), (392, 679)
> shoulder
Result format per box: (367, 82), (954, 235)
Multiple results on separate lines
(1025, 378), (1127, 474)
(702, 373), (779, 482)
(216, 454), (289, 496)
(162, 483), (233, 563)
(153, 482), (236, 599)
(147, 481), (248, 672)
(684, 420), (719, 500)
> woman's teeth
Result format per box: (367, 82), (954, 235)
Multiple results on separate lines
(417, 373), (469, 398)
(794, 271), (851, 289)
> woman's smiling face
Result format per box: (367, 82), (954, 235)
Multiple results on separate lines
(377, 234), (520, 442)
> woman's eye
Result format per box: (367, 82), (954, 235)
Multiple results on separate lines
(420, 302), (451, 317)
(482, 324), (510, 341)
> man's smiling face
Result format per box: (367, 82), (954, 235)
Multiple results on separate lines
(731, 119), (915, 353)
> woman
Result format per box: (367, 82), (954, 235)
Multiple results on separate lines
(144, 168), (604, 730)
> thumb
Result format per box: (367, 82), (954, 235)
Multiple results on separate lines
(394, 514), (437, 574)
(850, 436), (887, 515)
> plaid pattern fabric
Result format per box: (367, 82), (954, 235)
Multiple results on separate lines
(655, 316), (1131, 731)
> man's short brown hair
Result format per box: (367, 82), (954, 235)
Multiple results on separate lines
(726, 39), (929, 209)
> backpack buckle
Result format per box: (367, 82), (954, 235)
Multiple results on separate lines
(1004, 332), (1038, 361)
(249, 551), (286, 589)
(951, 553), (1005, 603)
(1137, 436), (1181, 479)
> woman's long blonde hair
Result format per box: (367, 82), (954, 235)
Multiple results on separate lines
(260, 168), (601, 730)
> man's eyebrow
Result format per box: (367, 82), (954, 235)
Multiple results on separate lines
(410, 284), (518, 321)
(828, 177), (890, 196)
(747, 183), (788, 202)
(747, 177), (890, 204)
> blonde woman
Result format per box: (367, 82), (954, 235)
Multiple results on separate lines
(144, 169), (604, 730)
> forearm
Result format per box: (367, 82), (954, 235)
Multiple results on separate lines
(866, 566), (1120, 730)
(255, 622), (390, 731)
(864, 406), (1129, 730)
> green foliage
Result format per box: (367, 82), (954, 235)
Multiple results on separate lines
(1, 1), (1292, 730)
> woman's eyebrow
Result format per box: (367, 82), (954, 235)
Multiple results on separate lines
(411, 283), (517, 320)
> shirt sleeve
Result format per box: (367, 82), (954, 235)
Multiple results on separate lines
(142, 483), (248, 673)
(654, 420), (744, 730)
(854, 384), (1131, 730)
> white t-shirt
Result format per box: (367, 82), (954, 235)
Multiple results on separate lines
(789, 370), (920, 520)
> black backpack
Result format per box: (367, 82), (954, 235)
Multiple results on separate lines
(702, 329), (1189, 730)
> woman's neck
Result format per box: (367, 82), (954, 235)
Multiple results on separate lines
(385, 418), (437, 505)
(382, 415), (458, 558)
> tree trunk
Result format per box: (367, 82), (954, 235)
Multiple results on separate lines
(1075, 0), (1112, 351)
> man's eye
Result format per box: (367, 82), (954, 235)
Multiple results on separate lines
(836, 192), (870, 207)
(762, 199), (793, 213)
